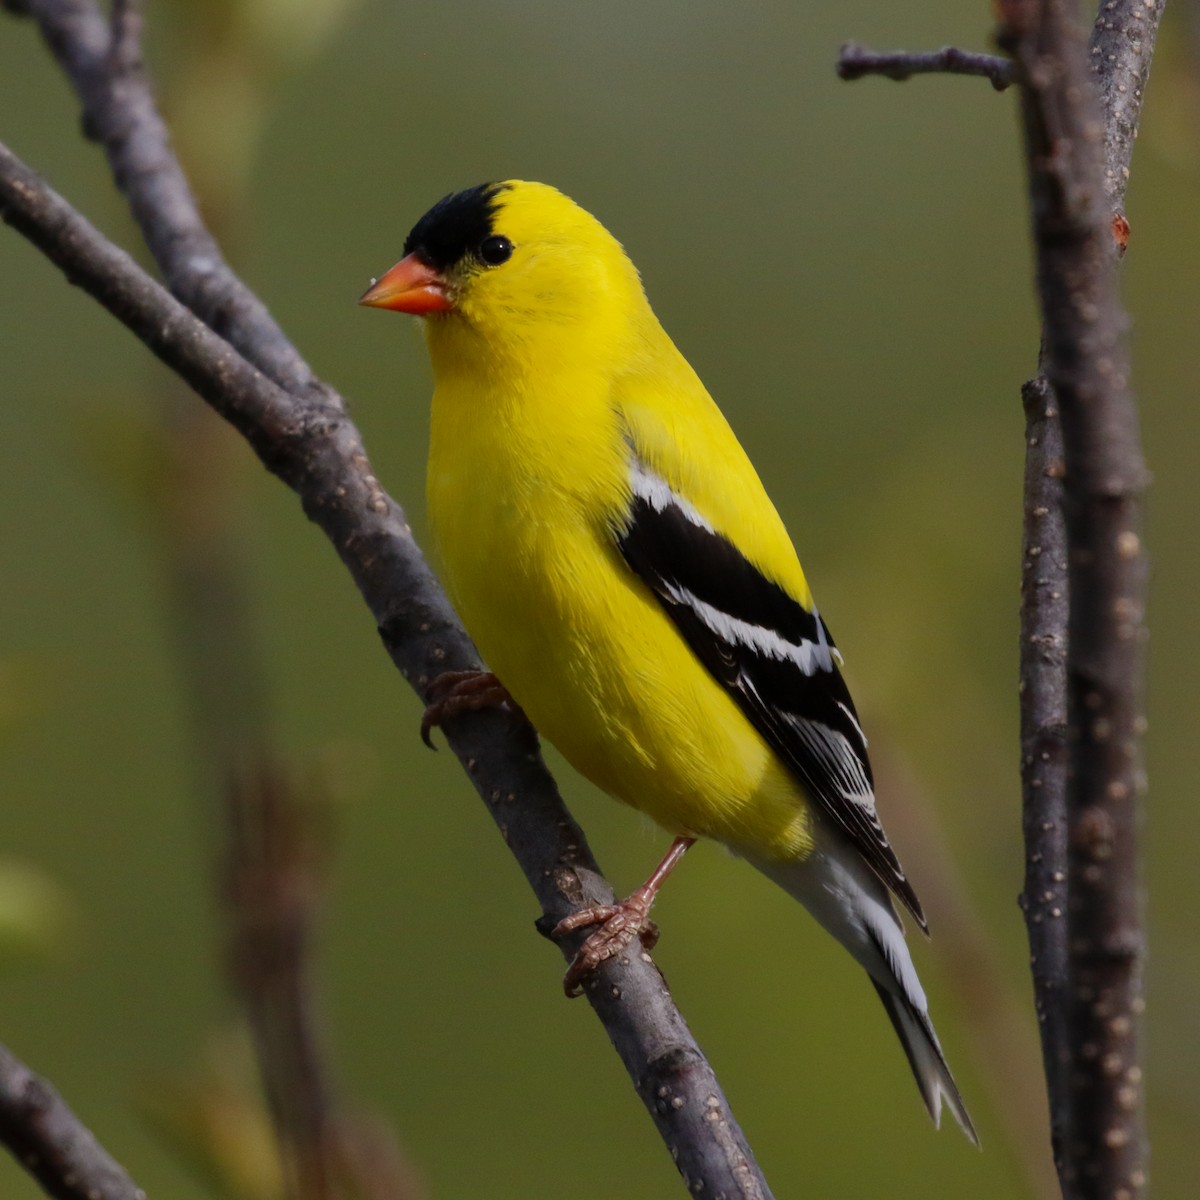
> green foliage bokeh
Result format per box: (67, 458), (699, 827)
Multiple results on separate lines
(2, 2), (1197, 1197)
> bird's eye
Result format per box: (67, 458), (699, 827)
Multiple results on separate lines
(478, 235), (514, 266)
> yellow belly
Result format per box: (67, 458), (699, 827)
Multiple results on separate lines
(430, 449), (813, 862)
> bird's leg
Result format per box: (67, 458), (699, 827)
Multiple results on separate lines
(553, 836), (696, 998)
(419, 669), (523, 747)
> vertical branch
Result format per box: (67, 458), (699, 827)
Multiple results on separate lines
(87, 7), (426, 1194)
(1018, 372), (1071, 1172)
(1000, 2), (1153, 1197)
(1089, 0), (1168, 218)
(158, 360), (424, 1200)
(224, 763), (338, 1200)
(224, 764), (388, 1200)
(222, 761), (430, 1200)
(835, 8), (1162, 1184)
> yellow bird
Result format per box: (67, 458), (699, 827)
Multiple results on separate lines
(361, 180), (976, 1142)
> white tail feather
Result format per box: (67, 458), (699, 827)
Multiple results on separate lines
(743, 825), (979, 1145)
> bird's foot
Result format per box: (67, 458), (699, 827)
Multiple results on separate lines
(552, 891), (661, 999)
(419, 670), (522, 747)
(550, 837), (695, 998)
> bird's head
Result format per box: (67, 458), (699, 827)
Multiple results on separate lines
(360, 181), (648, 366)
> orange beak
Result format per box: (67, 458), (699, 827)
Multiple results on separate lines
(358, 253), (454, 314)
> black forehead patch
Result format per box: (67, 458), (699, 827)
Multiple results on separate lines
(403, 182), (509, 271)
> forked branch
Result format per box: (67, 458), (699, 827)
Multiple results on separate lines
(0, 2), (773, 1193)
(999, 2), (1152, 1195)
(839, 3), (1160, 1197)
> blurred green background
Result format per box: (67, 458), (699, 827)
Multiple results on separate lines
(2, 1), (1197, 1197)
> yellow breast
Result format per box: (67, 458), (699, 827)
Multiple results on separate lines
(425, 353), (812, 862)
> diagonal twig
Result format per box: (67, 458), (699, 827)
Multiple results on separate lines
(0, 1042), (147, 1200)
(0, 114), (772, 1200)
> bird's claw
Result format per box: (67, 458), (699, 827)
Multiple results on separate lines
(552, 897), (659, 998)
(419, 670), (520, 748)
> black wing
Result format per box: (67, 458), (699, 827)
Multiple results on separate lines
(616, 460), (927, 930)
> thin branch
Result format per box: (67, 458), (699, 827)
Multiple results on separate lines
(0, 1042), (146, 1200)
(999, 2), (1152, 1198)
(23, 0), (318, 395)
(1, 11), (771, 1186)
(836, 41), (1015, 90)
(224, 761), (425, 1200)
(153, 386), (425, 1199)
(0, 135), (773, 1200)
(130, 42), (425, 1180)
(223, 761), (340, 1200)
(838, 3), (1161, 1194)
(1018, 373), (1072, 1176)
(834, 32), (1074, 1175)
(1018, 0), (1161, 1187)
(1089, 0), (1168, 216)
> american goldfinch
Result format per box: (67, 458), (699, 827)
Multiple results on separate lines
(361, 181), (977, 1142)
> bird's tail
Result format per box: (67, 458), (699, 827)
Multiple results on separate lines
(869, 976), (978, 1145)
(745, 832), (979, 1145)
